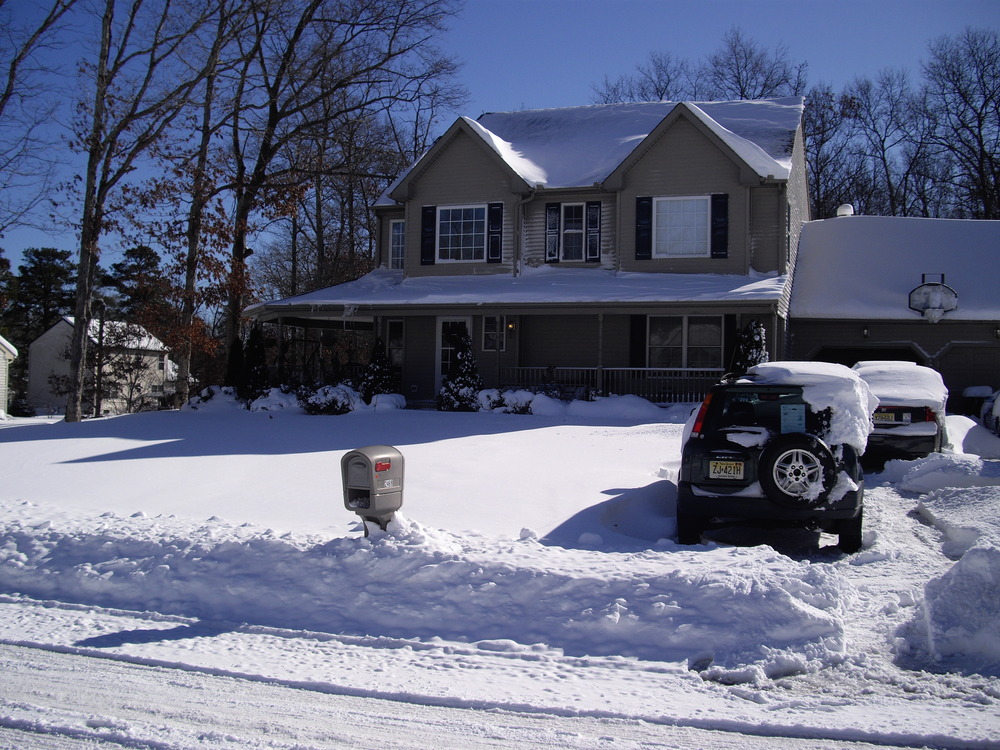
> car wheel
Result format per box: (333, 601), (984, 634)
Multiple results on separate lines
(837, 510), (863, 553)
(759, 435), (837, 507)
(676, 507), (705, 545)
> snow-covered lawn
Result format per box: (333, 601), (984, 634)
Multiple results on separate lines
(1, 392), (999, 748)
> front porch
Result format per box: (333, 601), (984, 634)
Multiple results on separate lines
(498, 366), (724, 404)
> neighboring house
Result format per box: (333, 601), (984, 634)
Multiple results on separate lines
(28, 317), (174, 416)
(247, 97), (809, 403)
(789, 212), (1000, 410)
(0, 335), (16, 419)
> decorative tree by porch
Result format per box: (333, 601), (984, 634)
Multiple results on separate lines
(437, 331), (483, 411)
(729, 320), (768, 376)
(359, 338), (399, 404)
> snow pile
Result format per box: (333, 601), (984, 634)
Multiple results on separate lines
(877, 451), (1000, 494)
(918, 486), (1000, 671)
(0, 500), (849, 682)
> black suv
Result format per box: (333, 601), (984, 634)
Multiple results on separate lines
(677, 362), (874, 552)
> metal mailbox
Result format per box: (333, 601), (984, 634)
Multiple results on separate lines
(341, 445), (404, 531)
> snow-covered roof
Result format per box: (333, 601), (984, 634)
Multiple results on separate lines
(245, 266), (788, 317)
(474, 98), (801, 188)
(64, 316), (167, 352)
(380, 98), (802, 203)
(0, 334), (16, 359)
(790, 216), (1000, 320)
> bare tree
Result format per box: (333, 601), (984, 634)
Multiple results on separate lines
(591, 51), (692, 104)
(921, 27), (1000, 219)
(220, 0), (462, 384)
(699, 27), (806, 100)
(64, 0), (216, 422)
(0, 0), (79, 236)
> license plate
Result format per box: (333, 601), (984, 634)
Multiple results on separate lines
(873, 412), (895, 423)
(709, 460), (744, 480)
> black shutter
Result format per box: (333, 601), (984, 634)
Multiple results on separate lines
(585, 201), (601, 262)
(545, 203), (560, 263)
(420, 206), (436, 265)
(629, 315), (647, 367)
(711, 194), (729, 259)
(487, 202), (503, 263)
(635, 197), (652, 260)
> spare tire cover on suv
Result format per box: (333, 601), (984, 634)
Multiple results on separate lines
(758, 434), (837, 507)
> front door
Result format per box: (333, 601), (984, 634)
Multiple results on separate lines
(436, 317), (471, 391)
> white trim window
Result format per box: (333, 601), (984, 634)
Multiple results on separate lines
(482, 315), (506, 352)
(437, 204), (486, 262)
(389, 219), (405, 269)
(560, 203), (584, 261)
(648, 315), (723, 368)
(653, 196), (711, 257)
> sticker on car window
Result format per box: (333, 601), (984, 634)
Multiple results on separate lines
(780, 403), (806, 433)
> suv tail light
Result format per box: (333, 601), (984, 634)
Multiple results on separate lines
(691, 393), (713, 437)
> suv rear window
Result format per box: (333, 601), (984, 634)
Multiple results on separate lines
(704, 387), (831, 438)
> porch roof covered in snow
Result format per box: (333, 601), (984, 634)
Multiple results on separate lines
(245, 266), (789, 325)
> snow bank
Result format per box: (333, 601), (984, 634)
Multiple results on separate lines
(917, 487), (1000, 671)
(0, 500), (850, 683)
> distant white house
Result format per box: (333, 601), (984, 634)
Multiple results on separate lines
(28, 317), (174, 416)
(0, 334), (17, 419)
(789, 214), (1000, 409)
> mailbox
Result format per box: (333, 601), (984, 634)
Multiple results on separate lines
(341, 445), (404, 531)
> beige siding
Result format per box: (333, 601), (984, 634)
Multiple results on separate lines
(404, 129), (517, 277)
(749, 186), (781, 273)
(617, 115), (749, 274)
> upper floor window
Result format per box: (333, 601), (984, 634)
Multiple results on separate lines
(545, 201), (601, 263)
(421, 203), (503, 265)
(438, 205), (486, 262)
(635, 194), (728, 260)
(654, 196), (710, 257)
(390, 220), (405, 269)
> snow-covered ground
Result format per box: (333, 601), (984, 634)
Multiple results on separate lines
(1, 391), (999, 748)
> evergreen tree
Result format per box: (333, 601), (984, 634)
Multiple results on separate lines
(241, 323), (269, 401)
(105, 245), (175, 332)
(358, 338), (400, 404)
(9, 248), (76, 341)
(437, 331), (483, 412)
(729, 320), (768, 377)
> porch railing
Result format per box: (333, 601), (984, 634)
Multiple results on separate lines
(497, 367), (724, 404)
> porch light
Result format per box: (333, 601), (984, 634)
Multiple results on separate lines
(862, 326), (870, 339)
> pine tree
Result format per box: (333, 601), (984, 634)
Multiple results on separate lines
(359, 338), (399, 404)
(729, 320), (768, 376)
(437, 331), (483, 411)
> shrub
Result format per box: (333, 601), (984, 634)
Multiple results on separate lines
(297, 383), (362, 415)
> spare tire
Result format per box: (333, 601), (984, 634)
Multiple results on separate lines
(759, 434), (837, 507)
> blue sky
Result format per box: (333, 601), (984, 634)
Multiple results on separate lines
(442, 0), (1000, 116)
(4, 0), (998, 266)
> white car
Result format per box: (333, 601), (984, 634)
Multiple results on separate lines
(852, 361), (948, 457)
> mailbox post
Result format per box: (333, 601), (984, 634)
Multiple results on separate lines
(341, 445), (404, 533)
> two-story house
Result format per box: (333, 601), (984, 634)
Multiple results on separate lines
(28, 317), (174, 416)
(246, 97), (808, 404)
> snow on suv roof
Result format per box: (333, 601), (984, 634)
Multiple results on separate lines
(737, 361), (877, 452)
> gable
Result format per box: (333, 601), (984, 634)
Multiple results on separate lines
(388, 120), (531, 204)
